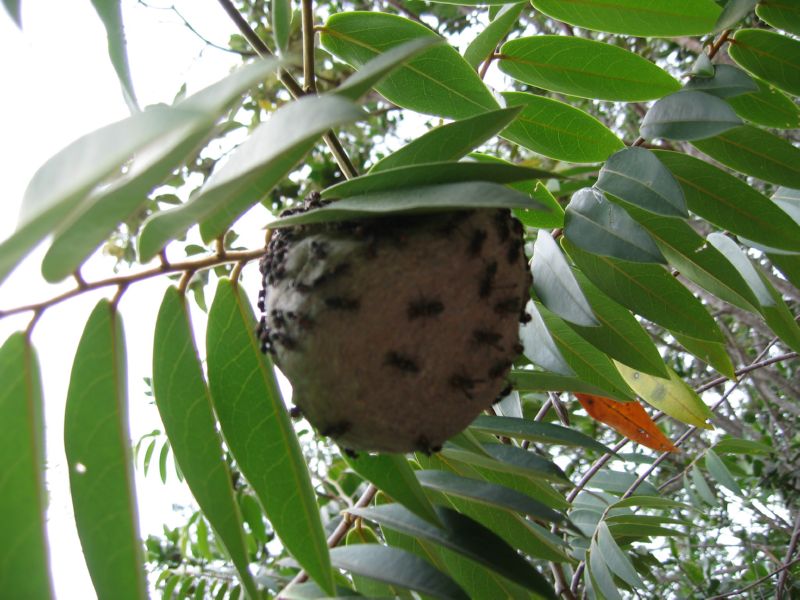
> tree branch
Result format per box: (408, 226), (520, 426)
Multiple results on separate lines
(775, 511), (800, 599)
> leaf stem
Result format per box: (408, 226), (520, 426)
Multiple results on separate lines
(301, 0), (316, 93)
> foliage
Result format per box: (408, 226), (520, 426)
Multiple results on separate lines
(1, 0), (800, 599)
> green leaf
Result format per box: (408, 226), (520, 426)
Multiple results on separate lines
(42, 59), (281, 282)
(350, 504), (556, 599)
(611, 496), (694, 511)
(0, 333), (53, 600)
(207, 280), (333, 593)
(690, 464), (718, 506)
(729, 29), (800, 95)
(622, 202), (761, 312)
(0, 105), (191, 285)
(322, 162), (554, 199)
(90, 0), (138, 112)
(152, 287), (258, 597)
(344, 453), (441, 526)
(442, 444), (568, 483)
(526, 182), (565, 228)
(684, 64), (758, 99)
(704, 449), (743, 496)
(670, 331), (736, 380)
(336, 37), (442, 101)
(528, 0), (720, 36)
(691, 125), (800, 188)
(537, 302), (637, 401)
(691, 54), (715, 78)
(769, 252), (800, 290)
(270, 181), (544, 227)
(272, 0), (292, 53)
(471, 415), (611, 453)
(596, 521), (645, 589)
(567, 270), (670, 378)
(727, 77), (800, 129)
(370, 107), (521, 173)
(2, 0), (21, 26)
(587, 539), (623, 600)
(713, 437), (773, 455)
(519, 303), (575, 377)
(345, 528), (400, 598)
(640, 91), (742, 141)
(498, 36), (679, 101)
(562, 239), (723, 343)
(329, 545), (469, 600)
(706, 234), (774, 307)
(589, 469), (659, 496)
(615, 362), (714, 429)
(532, 230), (598, 327)
(596, 147), (687, 218)
(715, 0), (758, 30)
(415, 470), (564, 523)
(64, 301), (147, 600)
(756, 1), (800, 35)
(564, 188), (665, 264)
(463, 3), (524, 69)
(654, 150), (800, 252)
(501, 92), (624, 163)
(511, 370), (632, 402)
(321, 12), (498, 119)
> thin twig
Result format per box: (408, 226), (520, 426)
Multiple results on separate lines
(301, 0), (316, 93)
(707, 30), (731, 60)
(706, 556), (800, 599)
(775, 511), (800, 599)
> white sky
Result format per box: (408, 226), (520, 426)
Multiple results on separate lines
(0, 2), (256, 597)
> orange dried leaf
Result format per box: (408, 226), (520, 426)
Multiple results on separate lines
(576, 393), (678, 453)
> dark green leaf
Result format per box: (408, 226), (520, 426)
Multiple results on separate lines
(158, 439), (169, 484)
(704, 449), (743, 496)
(152, 287), (258, 597)
(2, 0), (21, 26)
(416, 470), (564, 523)
(713, 438), (773, 455)
(321, 12), (498, 119)
(706, 234), (773, 307)
(90, 0), (138, 112)
(329, 545), (468, 600)
(611, 496), (694, 511)
(498, 36), (679, 101)
(653, 150), (800, 252)
(350, 504), (556, 599)
(729, 29), (800, 95)
(207, 280), (333, 593)
(692, 125), (800, 188)
(690, 464), (718, 506)
(565, 188), (665, 264)
(691, 54), (715, 78)
(715, 0), (758, 30)
(568, 270), (670, 378)
(596, 521), (645, 589)
(536, 302), (637, 401)
(336, 37), (442, 101)
(64, 301), (147, 600)
(519, 303), (575, 376)
(510, 370), (632, 402)
(138, 95), (365, 259)
(526, 182), (565, 228)
(0, 333), (53, 599)
(727, 77), (800, 129)
(42, 59), (281, 282)
(563, 239), (723, 342)
(623, 202), (760, 312)
(369, 107), (522, 172)
(684, 64), (758, 99)
(446, 444), (569, 483)
(670, 331), (736, 379)
(589, 470), (659, 496)
(344, 453), (441, 526)
(501, 92), (624, 163)
(270, 181), (544, 227)
(322, 162), (554, 199)
(471, 415), (611, 453)
(463, 4), (524, 69)
(596, 147), (687, 218)
(607, 523), (685, 538)
(587, 539), (623, 600)
(640, 91), (742, 141)
(272, 0), (292, 52)
(756, 1), (800, 35)
(529, 0), (720, 36)
(532, 230), (598, 326)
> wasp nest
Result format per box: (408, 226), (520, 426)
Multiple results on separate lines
(257, 195), (531, 453)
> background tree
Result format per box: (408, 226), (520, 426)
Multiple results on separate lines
(1, 0), (799, 599)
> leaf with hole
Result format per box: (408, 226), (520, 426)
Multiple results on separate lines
(729, 29), (800, 95)
(138, 94), (365, 259)
(0, 333), (53, 600)
(501, 92), (624, 163)
(640, 91), (742, 141)
(528, 0), (720, 36)
(321, 12), (498, 119)
(596, 147), (686, 218)
(565, 188), (665, 264)
(65, 301), (147, 600)
(207, 280), (333, 593)
(498, 36), (679, 101)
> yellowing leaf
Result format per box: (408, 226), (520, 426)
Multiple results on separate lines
(614, 362), (713, 429)
(575, 393), (678, 453)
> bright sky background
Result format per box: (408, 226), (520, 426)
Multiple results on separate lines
(0, 2), (255, 597)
